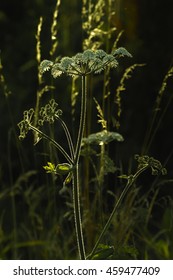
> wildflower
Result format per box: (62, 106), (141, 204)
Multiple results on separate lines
(40, 48), (132, 77)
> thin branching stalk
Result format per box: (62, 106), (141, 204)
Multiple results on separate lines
(142, 66), (173, 153)
(55, 115), (75, 160)
(88, 164), (149, 259)
(143, 95), (173, 153)
(29, 124), (73, 164)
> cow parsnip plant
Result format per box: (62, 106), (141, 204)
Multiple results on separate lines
(18, 47), (132, 259)
(17, 45), (169, 261)
(18, 47), (167, 260)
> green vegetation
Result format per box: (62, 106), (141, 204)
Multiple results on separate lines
(0, 0), (173, 260)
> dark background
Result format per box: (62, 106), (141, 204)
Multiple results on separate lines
(1, 0), (173, 167)
(0, 0), (173, 259)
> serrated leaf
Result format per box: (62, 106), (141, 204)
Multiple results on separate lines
(103, 154), (117, 175)
(43, 162), (56, 173)
(82, 130), (124, 145)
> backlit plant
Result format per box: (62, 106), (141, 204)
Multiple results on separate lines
(18, 46), (167, 260)
(18, 47), (132, 259)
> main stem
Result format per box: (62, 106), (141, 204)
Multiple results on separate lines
(72, 165), (86, 259)
(74, 75), (87, 165)
(73, 75), (87, 259)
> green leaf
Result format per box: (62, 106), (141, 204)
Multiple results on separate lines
(43, 162), (56, 173)
(63, 172), (73, 186)
(118, 174), (129, 180)
(103, 154), (117, 175)
(82, 130), (124, 145)
(56, 163), (73, 175)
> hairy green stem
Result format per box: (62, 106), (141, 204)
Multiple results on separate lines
(74, 75), (87, 164)
(72, 75), (87, 259)
(88, 164), (149, 259)
(72, 165), (86, 260)
(55, 115), (75, 161)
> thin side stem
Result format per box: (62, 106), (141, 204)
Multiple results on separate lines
(88, 165), (149, 259)
(144, 95), (173, 153)
(29, 124), (73, 164)
(55, 115), (75, 161)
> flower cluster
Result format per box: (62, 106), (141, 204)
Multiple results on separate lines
(18, 108), (34, 140)
(40, 48), (132, 77)
(18, 99), (62, 140)
(38, 99), (62, 126)
(134, 155), (167, 175)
